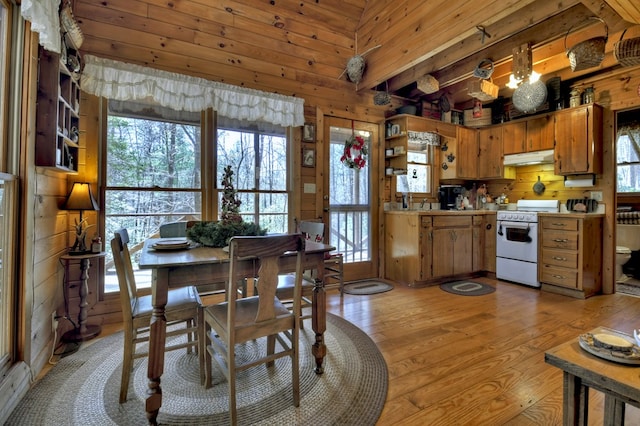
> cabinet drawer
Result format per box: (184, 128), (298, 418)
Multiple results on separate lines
(421, 216), (432, 227)
(433, 216), (472, 228)
(540, 265), (578, 288)
(542, 217), (579, 231)
(541, 230), (578, 250)
(541, 248), (578, 269)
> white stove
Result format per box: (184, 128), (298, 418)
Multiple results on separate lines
(496, 200), (559, 287)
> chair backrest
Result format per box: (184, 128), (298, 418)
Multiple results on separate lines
(111, 229), (138, 323)
(159, 221), (187, 237)
(299, 221), (324, 243)
(229, 234), (304, 323)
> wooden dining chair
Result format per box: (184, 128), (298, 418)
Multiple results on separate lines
(111, 228), (204, 403)
(201, 233), (305, 424)
(275, 220), (344, 327)
(159, 221), (188, 237)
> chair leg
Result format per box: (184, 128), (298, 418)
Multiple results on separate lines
(203, 320), (213, 388)
(228, 350), (237, 425)
(266, 334), (276, 368)
(292, 326), (300, 407)
(119, 328), (135, 403)
(186, 318), (194, 355)
(197, 308), (205, 386)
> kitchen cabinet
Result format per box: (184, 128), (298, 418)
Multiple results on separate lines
(525, 113), (555, 152)
(384, 213), (432, 285)
(472, 215), (483, 272)
(502, 114), (554, 155)
(554, 104), (603, 175)
(483, 214), (496, 273)
(538, 215), (602, 298)
(477, 127), (514, 179)
(454, 126), (478, 179)
(502, 121), (526, 155)
(35, 47), (81, 172)
(384, 212), (496, 285)
(431, 216), (473, 278)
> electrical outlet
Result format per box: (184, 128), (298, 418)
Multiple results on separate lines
(590, 191), (603, 202)
(51, 311), (58, 333)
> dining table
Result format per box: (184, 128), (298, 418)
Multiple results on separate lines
(138, 237), (335, 425)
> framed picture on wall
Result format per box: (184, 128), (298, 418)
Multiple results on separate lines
(303, 122), (315, 142)
(302, 148), (315, 167)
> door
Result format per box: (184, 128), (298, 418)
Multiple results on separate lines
(323, 117), (380, 281)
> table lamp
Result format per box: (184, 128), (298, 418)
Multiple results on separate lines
(63, 182), (99, 254)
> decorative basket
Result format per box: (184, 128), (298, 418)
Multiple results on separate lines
(417, 74), (439, 94)
(468, 79), (498, 102)
(565, 17), (608, 72)
(614, 28), (640, 67)
(472, 59), (494, 79)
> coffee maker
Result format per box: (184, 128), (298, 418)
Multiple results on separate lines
(438, 185), (464, 210)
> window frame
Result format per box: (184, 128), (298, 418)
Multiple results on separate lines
(101, 105), (292, 294)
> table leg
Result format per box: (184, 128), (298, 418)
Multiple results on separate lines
(146, 269), (168, 425)
(563, 371), (588, 426)
(603, 394), (625, 426)
(311, 256), (327, 374)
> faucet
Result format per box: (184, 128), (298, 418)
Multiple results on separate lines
(420, 198), (427, 209)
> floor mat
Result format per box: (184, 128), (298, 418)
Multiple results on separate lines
(440, 280), (496, 296)
(343, 280), (394, 295)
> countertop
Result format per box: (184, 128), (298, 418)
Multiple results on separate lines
(384, 210), (605, 217)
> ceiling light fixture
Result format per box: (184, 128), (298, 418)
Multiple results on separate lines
(506, 43), (541, 89)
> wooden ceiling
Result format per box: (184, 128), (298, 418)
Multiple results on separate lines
(72, 0), (640, 115)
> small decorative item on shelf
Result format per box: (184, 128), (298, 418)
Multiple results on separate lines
(91, 236), (102, 253)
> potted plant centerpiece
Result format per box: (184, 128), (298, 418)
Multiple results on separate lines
(187, 165), (266, 247)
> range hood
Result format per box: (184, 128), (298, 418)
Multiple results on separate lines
(503, 149), (554, 166)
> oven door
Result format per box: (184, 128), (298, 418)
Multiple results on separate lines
(496, 220), (538, 263)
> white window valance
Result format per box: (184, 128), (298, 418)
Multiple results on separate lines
(20, 0), (61, 53)
(81, 55), (305, 127)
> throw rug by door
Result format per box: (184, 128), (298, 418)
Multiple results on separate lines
(440, 280), (496, 296)
(343, 280), (394, 295)
(6, 313), (387, 425)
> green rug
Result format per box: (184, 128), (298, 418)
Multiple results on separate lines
(343, 280), (394, 295)
(6, 313), (387, 425)
(440, 280), (496, 296)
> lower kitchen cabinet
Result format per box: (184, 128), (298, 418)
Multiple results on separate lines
(384, 213), (431, 286)
(483, 214), (497, 273)
(385, 212), (495, 286)
(538, 215), (602, 298)
(432, 216), (473, 278)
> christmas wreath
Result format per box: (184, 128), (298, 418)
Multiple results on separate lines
(340, 134), (368, 169)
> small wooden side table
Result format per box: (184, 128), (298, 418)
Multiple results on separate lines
(545, 327), (640, 425)
(60, 251), (106, 342)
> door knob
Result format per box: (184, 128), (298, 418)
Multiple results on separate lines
(323, 207), (330, 212)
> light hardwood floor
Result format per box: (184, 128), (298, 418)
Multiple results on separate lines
(46, 277), (640, 424)
(327, 277), (640, 425)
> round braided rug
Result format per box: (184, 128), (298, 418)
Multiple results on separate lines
(6, 313), (387, 426)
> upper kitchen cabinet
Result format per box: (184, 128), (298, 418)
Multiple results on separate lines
(554, 104), (602, 175)
(35, 47), (81, 173)
(502, 114), (554, 155)
(477, 126), (514, 179)
(454, 126), (478, 179)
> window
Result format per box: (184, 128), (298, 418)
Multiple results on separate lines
(103, 105), (291, 293)
(216, 125), (288, 234)
(104, 108), (202, 292)
(0, 0), (17, 377)
(616, 109), (640, 194)
(396, 131), (438, 196)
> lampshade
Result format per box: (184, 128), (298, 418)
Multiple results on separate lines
(64, 182), (99, 211)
